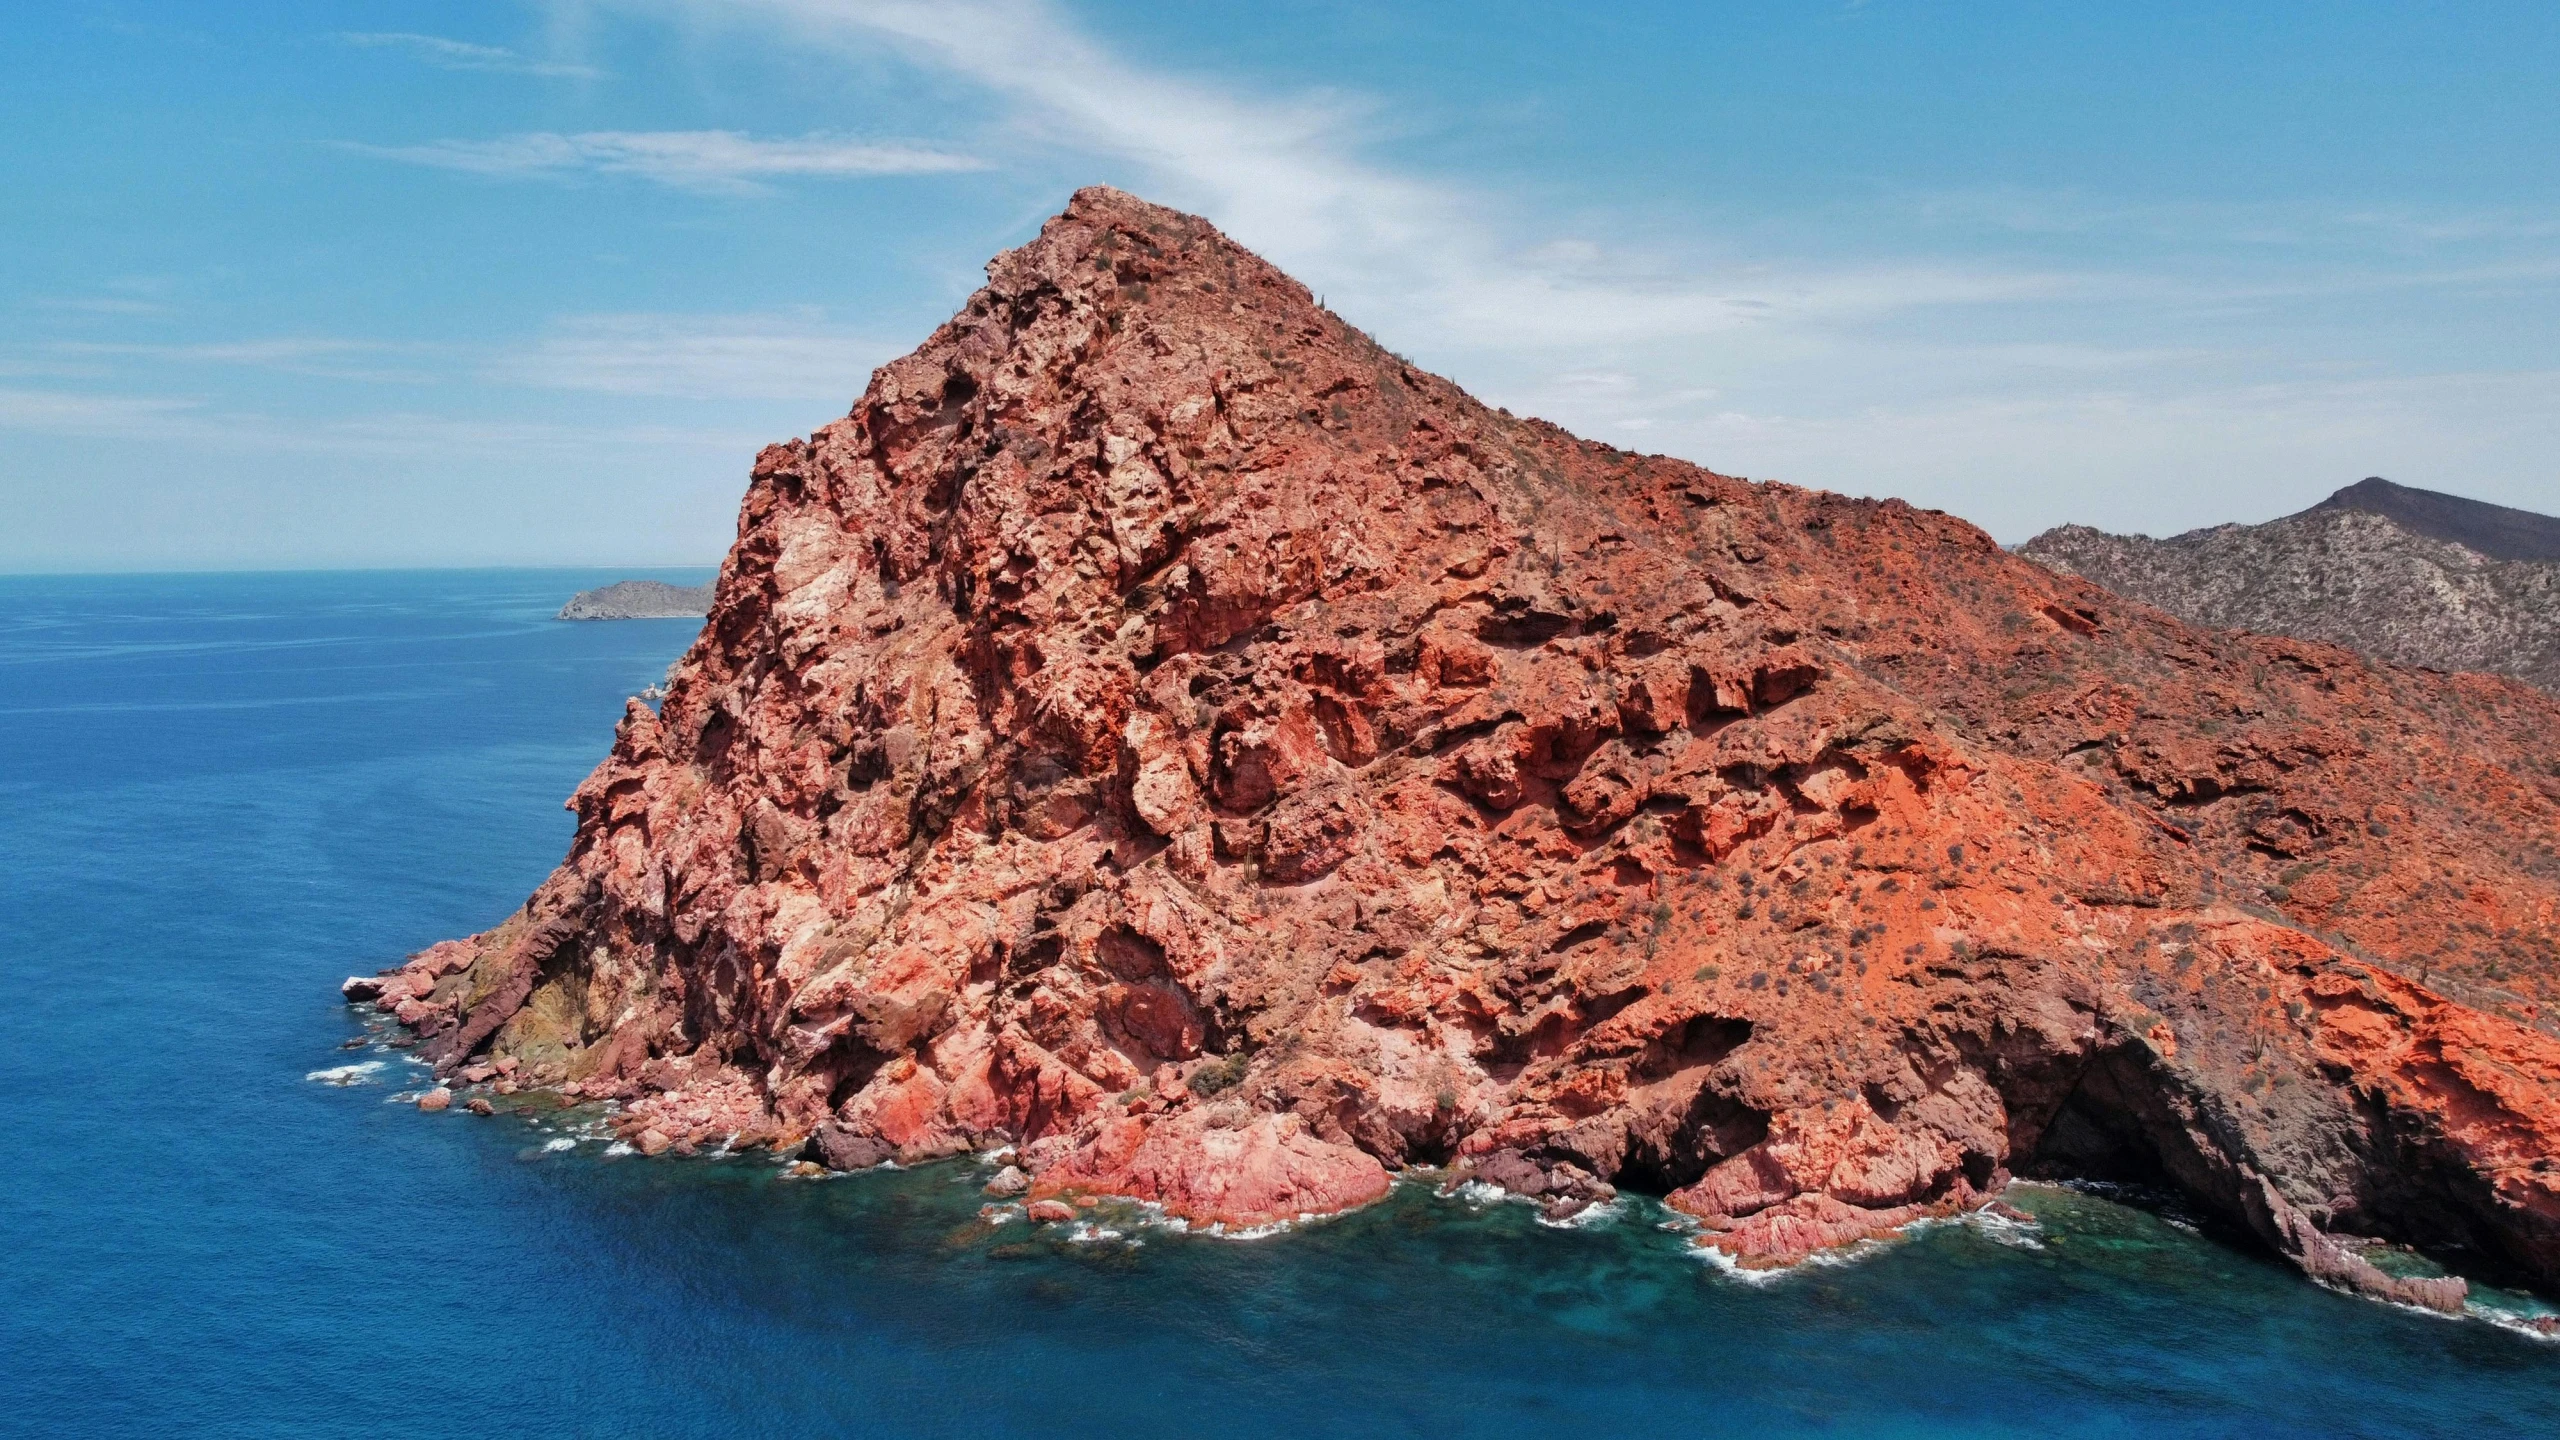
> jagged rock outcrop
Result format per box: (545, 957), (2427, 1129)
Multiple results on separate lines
(354, 189), (2560, 1303)
(2020, 483), (2560, 694)
(558, 579), (716, 621)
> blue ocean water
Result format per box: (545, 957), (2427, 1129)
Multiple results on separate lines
(4, 569), (2557, 1440)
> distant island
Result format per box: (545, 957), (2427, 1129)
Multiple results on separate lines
(557, 580), (715, 621)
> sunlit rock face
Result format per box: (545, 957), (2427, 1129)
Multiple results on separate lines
(2021, 497), (2560, 696)
(359, 188), (2560, 1301)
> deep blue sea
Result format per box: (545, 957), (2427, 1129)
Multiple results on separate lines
(6, 569), (2560, 1438)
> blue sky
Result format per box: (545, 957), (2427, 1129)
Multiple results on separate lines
(6, 2), (2558, 570)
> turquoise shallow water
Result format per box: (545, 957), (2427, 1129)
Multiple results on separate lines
(4, 569), (2558, 1438)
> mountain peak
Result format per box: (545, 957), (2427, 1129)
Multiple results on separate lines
(2309, 475), (2560, 562)
(357, 193), (2560, 1304)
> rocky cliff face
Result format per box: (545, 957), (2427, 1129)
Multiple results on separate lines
(2020, 493), (2560, 695)
(353, 189), (2560, 1304)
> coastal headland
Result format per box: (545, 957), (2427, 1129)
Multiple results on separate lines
(350, 188), (2560, 1305)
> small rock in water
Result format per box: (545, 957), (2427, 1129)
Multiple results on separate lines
(784, 1161), (827, 1179)
(984, 1165), (1031, 1198)
(416, 1089), (452, 1112)
(635, 1128), (673, 1156)
(339, 1036), (368, 1050)
(466, 1097), (495, 1116)
(1025, 1199), (1076, 1223)
(340, 975), (385, 1002)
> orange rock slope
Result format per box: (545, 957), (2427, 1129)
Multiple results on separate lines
(351, 189), (2560, 1301)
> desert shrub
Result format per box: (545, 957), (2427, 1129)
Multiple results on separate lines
(1190, 1053), (1250, 1095)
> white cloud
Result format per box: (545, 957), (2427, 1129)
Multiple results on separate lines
(341, 31), (602, 79)
(20, 316), (889, 408)
(46, 2), (2538, 554)
(640, 0), (2559, 539)
(0, 383), (764, 456)
(17, 313), (891, 403)
(348, 130), (987, 192)
(483, 313), (893, 399)
(707, 0), (2093, 350)
(52, 338), (441, 384)
(1905, 186), (2560, 251)
(0, 386), (205, 432)
(29, 296), (171, 317)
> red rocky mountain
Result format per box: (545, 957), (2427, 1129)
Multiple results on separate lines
(351, 189), (2560, 1305)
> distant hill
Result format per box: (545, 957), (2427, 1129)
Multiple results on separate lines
(557, 580), (714, 621)
(2020, 479), (2560, 693)
(2308, 476), (2560, 562)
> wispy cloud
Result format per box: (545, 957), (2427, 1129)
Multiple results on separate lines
(0, 383), (764, 456)
(347, 128), (987, 192)
(711, 1), (2088, 350)
(630, 0), (2560, 539)
(0, 386), (205, 432)
(1904, 186), (2560, 252)
(483, 313), (893, 399)
(29, 295), (172, 317)
(53, 338), (441, 384)
(341, 31), (602, 79)
(26, 314), (890, 400)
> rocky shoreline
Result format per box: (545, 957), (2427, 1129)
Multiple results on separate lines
(338, 987), (2543, 1315)
(349, 188), (2560, 1307)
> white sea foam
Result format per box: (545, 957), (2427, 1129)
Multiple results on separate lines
(2471, 1303), (2560, 1343)
(1123, 1201), (1190, 1236)
(1451, 1180), (1523, 1208)
(1686, 1224), (1916, 1284)
(304, 1061), (384, 1085)
(1204, 1208), (1341, 1240)
(1536, 1197), (1627, 1231)
(603, 1141), (635, 1157)
(542, 1137), (577, 1153)
(1066, 1223), (1130, 1244)
(1691, 1243), (1790, 1287)
(1802, 1236), (1897, 1270)
(1207, 1217), (1296, 1241)
(1965, 1208), (2046, 1250)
